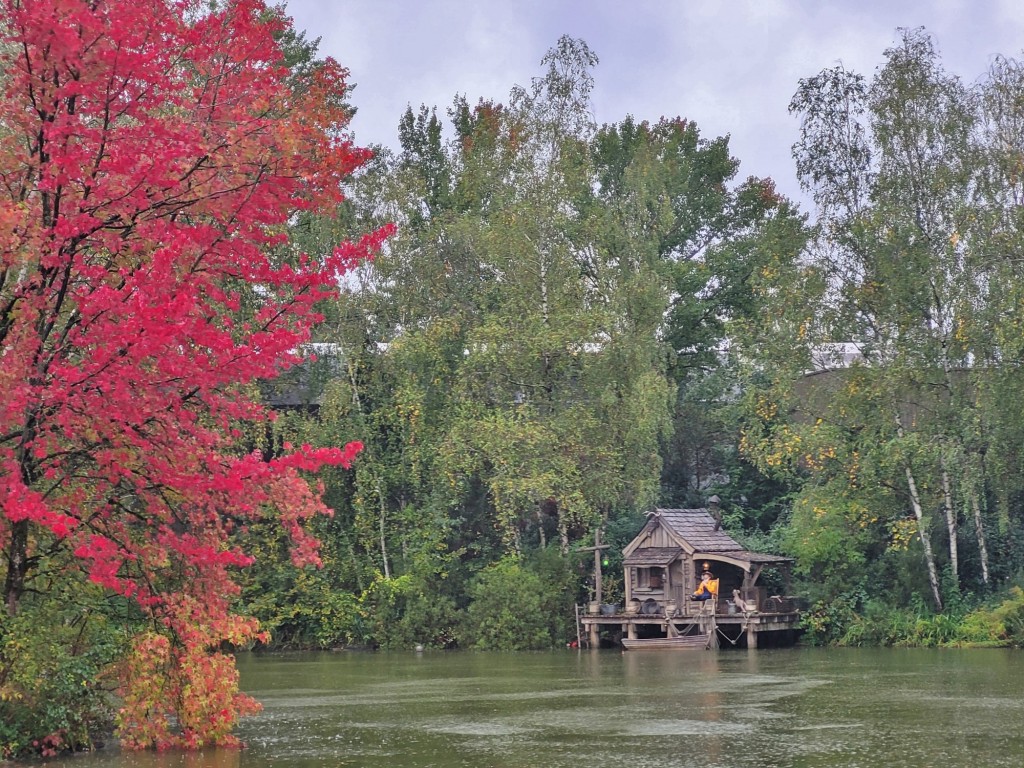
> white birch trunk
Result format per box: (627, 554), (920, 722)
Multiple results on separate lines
(970, 489), (990, 585)
(904, 464), (944, 611)
(940, 456), (958, 581)
(896, 415), (943, 609)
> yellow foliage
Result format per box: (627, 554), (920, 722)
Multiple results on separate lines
(754, 395), (778, 420)
(889, 518), (919, 551)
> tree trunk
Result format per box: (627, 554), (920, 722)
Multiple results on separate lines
(5, 421), (39, 617)
(904, 464), (944, 611)
(940, 455), (958, 582)
(375, 477), (391, 579)
(3, 520), (29, 617)
(895, 415), (943, 609)
(970, 489), (990, 585)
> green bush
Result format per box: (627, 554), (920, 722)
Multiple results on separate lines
(461, 557), (555, 650)
(963, 586), (1024, 648)
(357, 573), (415, 649)
(243, 565), (362, 649)
(393, 589), (460, 649)
(907, 612), (960, 647)
(955, 606), (1007, 646)
(356, 572), (462, 650)
(0, 593), (125, 758)
(838, 600), (912, 646)
(799, 589), (865, 646)
(828, 588), (1024, 648)
(526, 547), (576, 645)
(995, 588), (1024, 647)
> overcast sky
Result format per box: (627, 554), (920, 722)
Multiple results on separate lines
(284, 0), (1024, 207)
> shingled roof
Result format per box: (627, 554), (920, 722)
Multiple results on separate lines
(653, 508), (743, 553)
(628, 508), (792, 570)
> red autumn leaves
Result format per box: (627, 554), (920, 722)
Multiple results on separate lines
(1, 0), (389, 746)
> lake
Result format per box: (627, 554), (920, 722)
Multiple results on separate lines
(33, 647), (1024, 768)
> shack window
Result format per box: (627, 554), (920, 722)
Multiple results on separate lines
(635, 568), (663, 589)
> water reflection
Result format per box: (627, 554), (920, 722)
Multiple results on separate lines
(33, 648), (1024, 768)
(76, 749), (241, 768)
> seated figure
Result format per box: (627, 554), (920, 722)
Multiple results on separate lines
(691, 570), (718, 601)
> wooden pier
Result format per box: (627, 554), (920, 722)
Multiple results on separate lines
(579, 596), (802, 649)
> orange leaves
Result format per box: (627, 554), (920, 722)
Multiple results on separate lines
(117, 631), (262, 750)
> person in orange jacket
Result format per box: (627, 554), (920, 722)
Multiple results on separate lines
(691, 570), (718, 601)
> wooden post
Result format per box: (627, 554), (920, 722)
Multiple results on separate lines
(708, 604), (719, 650)
(579, 530), (610, 606)
(747, 620), (757, 649)
(579, 531), (611, 650)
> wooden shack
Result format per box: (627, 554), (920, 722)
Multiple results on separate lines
(579, 506), (802, 649)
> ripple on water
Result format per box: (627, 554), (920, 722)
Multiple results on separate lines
(909, 694), (1024, 710)
(429, 721), (532, 737)
(684, 673), (833, 697)
(723, 704), (793, 721)
(255, 683), (608, 713)
(233, 649), (1024, 768)
(622, 718), (753, 737)
(791, 722), (864, 731)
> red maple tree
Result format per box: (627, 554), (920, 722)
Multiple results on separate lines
(0, 0), (389, 748)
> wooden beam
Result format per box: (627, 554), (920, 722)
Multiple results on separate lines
(750, 564), (764, 585)
(580, 530), (610, 605)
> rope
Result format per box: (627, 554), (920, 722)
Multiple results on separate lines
(669, 619), (701, 636)
(715, 616), (750, 646)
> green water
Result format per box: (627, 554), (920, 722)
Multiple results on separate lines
(36, 647), (1024, 768)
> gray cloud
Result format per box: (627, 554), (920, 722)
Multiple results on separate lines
(285, 0), (1024, 205)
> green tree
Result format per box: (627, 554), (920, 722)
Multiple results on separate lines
(744, 28), (1024, 613)
(589, 116), (808, 511)
(250, 36), (807, 650)
(338, 38), (675, 567)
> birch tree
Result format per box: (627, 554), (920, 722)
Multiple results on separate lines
(745, 28), (1024, 609)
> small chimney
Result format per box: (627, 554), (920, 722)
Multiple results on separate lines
(708, 495), (722, 531)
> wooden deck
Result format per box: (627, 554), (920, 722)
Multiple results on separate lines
(577, 601), (802, 650)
